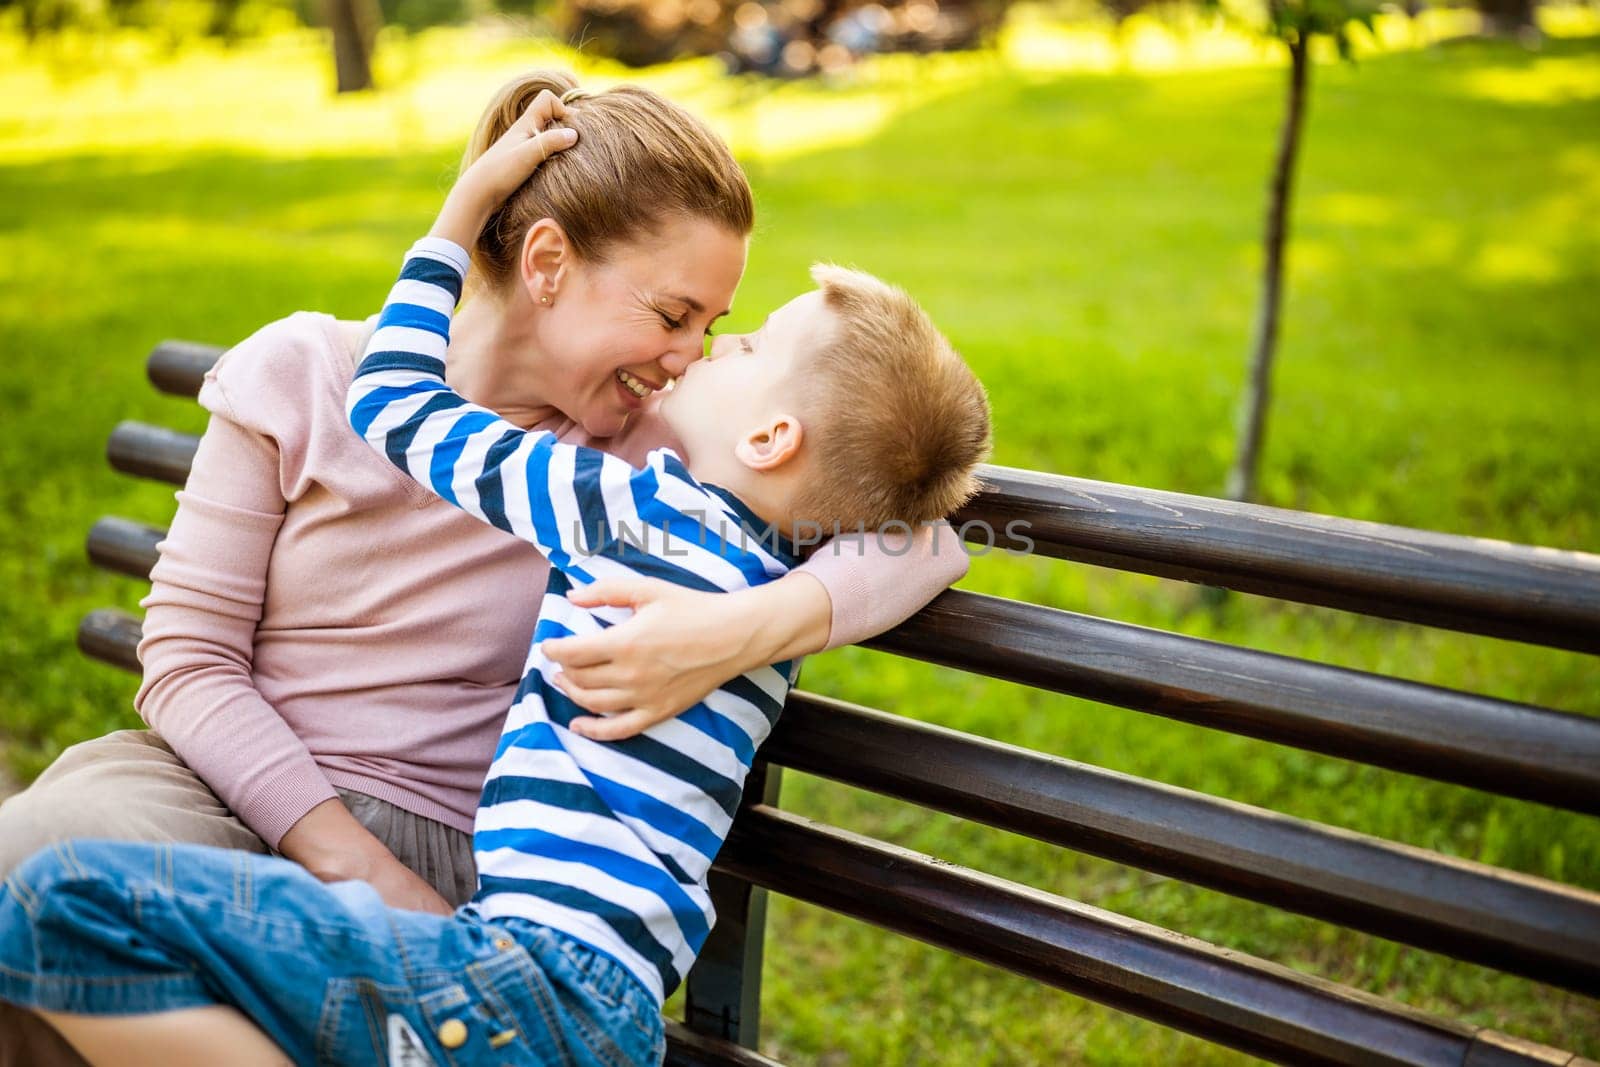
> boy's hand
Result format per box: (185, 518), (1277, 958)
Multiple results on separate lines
(430, 89), (577, 249)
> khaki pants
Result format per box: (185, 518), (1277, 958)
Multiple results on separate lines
(0, 730), (477, 1066)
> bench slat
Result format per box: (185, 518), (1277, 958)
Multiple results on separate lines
(107, 421), (199, 486)
(76, 576), (1600, 813)
(868, 591), (1600, 814)
(769, 693), (1600, 995)
(664, 1021), (785, 1067)
(148, 340), (224, 397)
(77, 609), (143, 673)
(718, 806), (1588, 1067)
(956, 466), (1600, 655)
(87, 517), (166, 579)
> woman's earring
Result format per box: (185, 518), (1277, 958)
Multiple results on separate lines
(540, 295), (551, 305)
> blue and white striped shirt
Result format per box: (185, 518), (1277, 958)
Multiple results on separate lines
(347, 238), (801, 1006)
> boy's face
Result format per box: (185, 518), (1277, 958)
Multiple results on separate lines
(660, 289), (836, 466)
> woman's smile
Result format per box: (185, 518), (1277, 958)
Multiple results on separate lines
(614, 367), (668, 408)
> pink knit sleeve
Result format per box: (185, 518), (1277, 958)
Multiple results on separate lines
(609, 406), (970, 652)
(134, 318), (339, 849)
(799, 521), (970, 651)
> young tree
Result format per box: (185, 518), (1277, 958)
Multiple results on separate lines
(1224, 0), (1376, 504)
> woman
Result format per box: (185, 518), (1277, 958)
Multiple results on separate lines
(0, 71), (966, 1063)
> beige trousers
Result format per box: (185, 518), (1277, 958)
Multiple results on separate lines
(0, 729), (478, 1067)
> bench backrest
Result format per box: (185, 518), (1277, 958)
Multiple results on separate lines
(79, 340), (1600, 1067)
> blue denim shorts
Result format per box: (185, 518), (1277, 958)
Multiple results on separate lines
(0, 840), (665, 1066)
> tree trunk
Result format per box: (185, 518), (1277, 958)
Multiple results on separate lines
(1225, 33), (1308, 505)
(324, 0), (381, 94)
(1476, 0), (1538, 38)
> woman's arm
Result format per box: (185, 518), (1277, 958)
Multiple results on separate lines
(135, 409), (337, 849)
(543, 520), (968, 737)
(792, 519), (970, 651)
(137, 325), (450, 914)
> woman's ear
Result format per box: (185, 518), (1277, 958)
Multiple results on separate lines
(518, 218), (570, 305)
(734, 415), (804, 472)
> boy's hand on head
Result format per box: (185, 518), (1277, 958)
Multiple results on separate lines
(430, 89), (577, 248)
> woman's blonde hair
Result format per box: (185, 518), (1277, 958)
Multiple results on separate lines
(462, 70), (754, 289)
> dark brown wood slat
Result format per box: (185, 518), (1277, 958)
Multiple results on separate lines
(717, 807), (1588, 1067)
(865, 591), (1600, 814)
(72, 576), (1600, 812)
(1464, 1033), (1597, 1067)
(77, 609), (142, 673)
(147, 340), (223, 397)
(767, 693), (1600, 995)
(87, 517), (165, 579)
(664, 1021), (785, 1067)
(107, 421), (198, 485)
(953, 465), (1600, 654)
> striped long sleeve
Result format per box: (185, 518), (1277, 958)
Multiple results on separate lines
(344, 237), (803, 1006)
(349, 238), (651, 572)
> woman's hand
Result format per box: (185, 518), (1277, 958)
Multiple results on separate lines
(347, 852), (455, 916)
(277, 798), (453, 915)
(544, 573), (834, 741)
(430, 90), (577, 249)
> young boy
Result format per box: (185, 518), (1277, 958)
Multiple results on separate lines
(0, 98), (989, 1066)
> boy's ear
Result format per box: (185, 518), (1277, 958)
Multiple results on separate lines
(518, 218), (570, 303)
(734, 414), (804, 472)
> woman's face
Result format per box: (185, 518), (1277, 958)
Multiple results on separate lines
(537, 215), (748, 439)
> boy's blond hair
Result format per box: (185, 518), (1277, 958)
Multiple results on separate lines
(790, 264), (991, 532)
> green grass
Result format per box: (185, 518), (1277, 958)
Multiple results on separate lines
(3, 13), (1599, 1064)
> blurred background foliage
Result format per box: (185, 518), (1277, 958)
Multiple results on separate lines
(0, 0), (1547, 74)
(3, 0), (1598, 1062)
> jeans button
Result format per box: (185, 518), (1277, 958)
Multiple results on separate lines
(437, 1018), (469, 1049)
(493, 936), (515, 951)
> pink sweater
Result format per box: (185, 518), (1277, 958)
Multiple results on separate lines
(135, 312), (968, 848)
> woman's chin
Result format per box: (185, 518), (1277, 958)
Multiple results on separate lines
(580, 410), (630, 439)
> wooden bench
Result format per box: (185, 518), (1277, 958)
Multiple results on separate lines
(79, 339), (1600, 1067)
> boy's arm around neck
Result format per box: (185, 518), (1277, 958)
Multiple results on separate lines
(345, 238), (639, 571)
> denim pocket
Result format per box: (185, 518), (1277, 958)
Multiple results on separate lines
(314, 976), (416, 1067)
(417, 981), (521, 1067)
(448, 945), (582, 1067)
(545, 939), (661, 1066)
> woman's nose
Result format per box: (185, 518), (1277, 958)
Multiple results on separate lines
(661, 337), (706, 377)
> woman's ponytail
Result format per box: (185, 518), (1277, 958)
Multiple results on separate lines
(458, 69), (752, 291)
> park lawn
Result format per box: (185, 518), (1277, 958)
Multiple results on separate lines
(2, 14), (1597, 1064)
